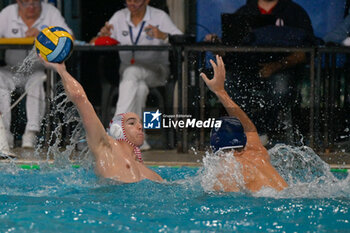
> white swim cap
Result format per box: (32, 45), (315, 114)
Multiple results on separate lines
(107, 113), (143, 163)
(107, 114), (126, 140)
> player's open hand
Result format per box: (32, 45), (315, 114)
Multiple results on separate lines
(200, 55), (226, 94)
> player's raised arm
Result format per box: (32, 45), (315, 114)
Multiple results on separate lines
(200, 55), (257, 133)
(38, 56), (109, 154)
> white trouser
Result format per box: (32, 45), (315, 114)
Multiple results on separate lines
(0, 67), (46, 133)
(115, 64), (169, 118)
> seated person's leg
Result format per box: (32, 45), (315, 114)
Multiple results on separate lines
(0, 68), (15, 148)
(22, 72), (47, 148)
(116, 64), (168, 117)
(134, 82), (149, 118)
(116, 66), (149, 116)
(141, 64), (169, 150)
(115, 64), (168, 151)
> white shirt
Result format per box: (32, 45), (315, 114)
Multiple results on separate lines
(109, 6), (182, 66)
(0, 3), (73, 67)
(342, 37), (350, 46)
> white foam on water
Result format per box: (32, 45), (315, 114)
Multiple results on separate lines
(267, 144), (350, 198)
(199, 150), (246, 193)
(196, 144), (350, 198)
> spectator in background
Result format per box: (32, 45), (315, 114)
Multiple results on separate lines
(91, 0), (182, 150)
(324, 9), (350, 45)
(0, 0), (73, 148)
(206, 0), (314, 145)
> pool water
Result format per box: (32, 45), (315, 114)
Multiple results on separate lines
(8, 36), (349, 232)
(1, 145), (350, 233)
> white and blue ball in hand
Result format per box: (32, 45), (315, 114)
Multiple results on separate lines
(35, 26), (73, 63)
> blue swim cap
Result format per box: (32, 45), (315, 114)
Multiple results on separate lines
(210, 116), (247, 152)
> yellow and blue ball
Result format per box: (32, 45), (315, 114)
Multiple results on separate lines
(35, 26), (73, 63)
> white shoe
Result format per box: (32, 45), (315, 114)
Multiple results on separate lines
(22, 131), (37, 148)
(140, 140), (151, 151)
(0, 150), (16, 159)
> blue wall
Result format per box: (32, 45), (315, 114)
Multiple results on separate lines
(196, 0), (246, 41)
(294, 0), (346, 38)
(196, 0), (347, 41)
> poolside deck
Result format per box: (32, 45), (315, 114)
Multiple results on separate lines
(0, 148), (350, 169)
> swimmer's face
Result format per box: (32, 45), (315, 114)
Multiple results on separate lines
(233, 148), (244, 156)
(215, 147), (244, 156)
(123, 113), (144, 147)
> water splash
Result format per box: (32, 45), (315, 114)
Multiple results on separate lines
(15, 47), (38, 74)
(0, 84), (98, 193)
(10, 46), (40, 89)
(37, 83), (94, 169)
(269, 144), (335, 184)
(1, 45), (94, 173)
(198, 151), (245, 193)
(268, 144), (350, 198)
(196, 144), (350, 198)
(4, 80), (95, 172)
